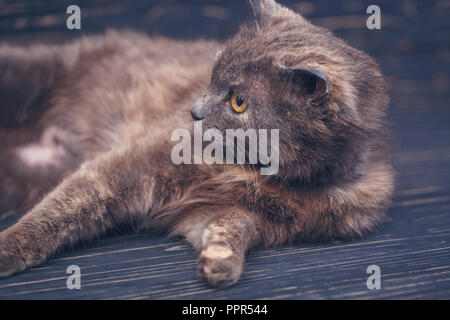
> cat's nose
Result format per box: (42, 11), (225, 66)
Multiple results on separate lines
(191, 98), (205, 121)
(191, 108), (204, 121)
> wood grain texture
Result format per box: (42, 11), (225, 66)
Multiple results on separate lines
(0, 0), (449, 299)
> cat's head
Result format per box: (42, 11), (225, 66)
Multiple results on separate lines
(191, 0), (389, 184)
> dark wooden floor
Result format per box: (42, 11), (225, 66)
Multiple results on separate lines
(0, 0), (449, 299)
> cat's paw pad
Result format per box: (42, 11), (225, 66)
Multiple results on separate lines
(198, 243), (243, 288)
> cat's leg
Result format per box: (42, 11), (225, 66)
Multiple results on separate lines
(0, 147), (152, 277)
(0, 170), (110, 277)
(181, 207), (261, 288)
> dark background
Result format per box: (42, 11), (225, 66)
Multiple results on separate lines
(0, 0), (449, 112)
(0, 0), (449, 299)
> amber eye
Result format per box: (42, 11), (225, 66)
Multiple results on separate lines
(231, 93), (248, 113)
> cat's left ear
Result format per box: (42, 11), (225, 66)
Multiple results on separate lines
(277, 64), (329, 105)
(245, 0), (288, 30)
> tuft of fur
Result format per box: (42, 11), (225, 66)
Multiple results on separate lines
(0, 1), (393, 287)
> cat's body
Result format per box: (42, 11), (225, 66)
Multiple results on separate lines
(0, 32), (217, 213)
(0, 0), (393, 288)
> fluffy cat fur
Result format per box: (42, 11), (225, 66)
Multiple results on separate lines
(0, 0), (393, 288)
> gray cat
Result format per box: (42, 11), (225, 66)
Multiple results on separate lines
(0, 0), (393, 288)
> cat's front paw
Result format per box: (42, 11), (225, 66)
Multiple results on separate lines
(0, 251), (26, 278)
(0, 232), (27, 278)
(198, 243), (243, 288)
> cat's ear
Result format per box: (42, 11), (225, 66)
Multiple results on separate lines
(277, 64), (329, 104)
(245, 0), (286, 30)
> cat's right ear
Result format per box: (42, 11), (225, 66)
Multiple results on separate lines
(245, 0), (286, 30)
